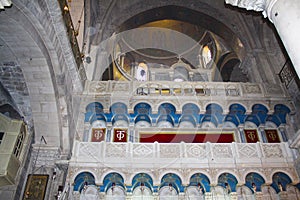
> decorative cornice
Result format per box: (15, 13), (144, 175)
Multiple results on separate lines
(225, 0), (266, 12)
(0, 0), (12, 10)
(225, 0), (278, 20)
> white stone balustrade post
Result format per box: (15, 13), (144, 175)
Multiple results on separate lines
(225, 0), (300, 79)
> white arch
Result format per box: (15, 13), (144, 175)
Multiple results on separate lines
(71, 170), (99, 185)
(186, 171), (212, 186)
(242, 170), (267, 185)
(214, 170), (241, 185)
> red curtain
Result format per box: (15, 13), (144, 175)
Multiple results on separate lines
(139, 132), (234, 143)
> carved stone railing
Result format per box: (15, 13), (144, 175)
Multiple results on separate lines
(84, 80), (288, 98)
(83, 80), (293, 113)
(71, 141), (294, 169)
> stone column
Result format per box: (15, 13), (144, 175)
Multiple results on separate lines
(225, 0), (300, 79)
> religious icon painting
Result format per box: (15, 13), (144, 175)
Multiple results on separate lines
(244, 129), (259, 143)
(265, 129), (280, 143)
(23, 174), (48, 200)
(113, 128), (128, 142)
(91, 128), (106, 142)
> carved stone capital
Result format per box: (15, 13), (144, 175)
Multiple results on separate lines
(225, 0), (278, 19)
(225, 0), (266, 12)
(0, 0), (12, 10)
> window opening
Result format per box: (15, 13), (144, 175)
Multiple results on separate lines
(0, 132), (4, 145)
(13, 131), (24, 158)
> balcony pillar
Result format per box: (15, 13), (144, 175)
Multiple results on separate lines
(225, 0), (300, 79)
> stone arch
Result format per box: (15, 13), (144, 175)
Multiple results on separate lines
(214, 170), (241, 186)
(86, 102), (104, 113)
(158, 103), (176, 115)
(223, 116), (239, 127)
(110, 102), (128, 115)
(244, 172), (266, 192)
(217, 172), (238, 192)
(131, 173), (154, 192)
(182, 103), (200, 115)
(250, 103), (270, 114)
(271, 171), (293, 193)
(73, 172), (97, 192)
(96, 2), (244, 53)
(242, 170), (267, 186)
(188, 173), (211, 192)
(87, 2), (257, 83)
(216, 52), (246, 82)
(158, 171), (184, 191)
(2, 3), (65, 149)
(71, 170), (99, 186)
(204, 103), (224, 114)
(133, 102), (152, 115)
(99, 171), (127, 186)
(228, 103), (247, 115)
(159, 173), (183, 194)
(2, 0), (83, 153)
(186, 171), (213, 187)
(270, 170), (298, 184)
(102, 172), (126, 193)
(244, 115), (261, 127)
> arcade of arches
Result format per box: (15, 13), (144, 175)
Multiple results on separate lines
(1, 0), (300, 199)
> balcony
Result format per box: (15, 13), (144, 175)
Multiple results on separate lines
(0, 113), (28, 186)
(83, 81), (293, 113)
(71, 141), (294, 169)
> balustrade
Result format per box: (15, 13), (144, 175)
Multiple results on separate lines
(72, 141), (294, 168)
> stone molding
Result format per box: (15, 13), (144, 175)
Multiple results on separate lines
(225, 0), (279, 20)
(225, 0), (266, 12)
(67, 165), (298, 187)
(68, 141), (298, 184)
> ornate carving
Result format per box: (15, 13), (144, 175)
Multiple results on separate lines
(262, 144), (283, 158)
(186, 144), (207, 158)
(105, 143), (127, 157)
(160, 144), (181, 158)
(89, 81), (107, 93)
(242, 84), (262, 94)
(133, 143), (153, 158)
(225, 0), (266, 12)
(237, 143), (259, 158)
(111, 82), (130, 92)
(279, 60), (296, 88)
(79, 143), (101, 161)
(212, 144), (233, 158)
(264, 83), (282, 95)
(226, 88), (240, 96)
